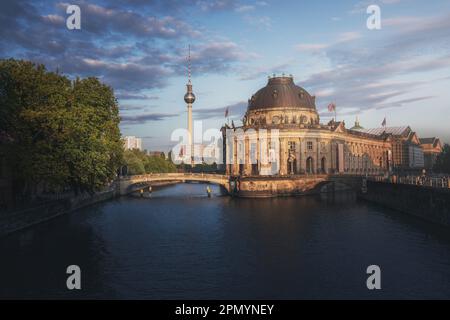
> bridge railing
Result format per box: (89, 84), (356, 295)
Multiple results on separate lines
(368, 175), (450, 189)
(119, 173), (228, 182)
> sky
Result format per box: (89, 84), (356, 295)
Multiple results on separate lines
(1, 0), (450, 151)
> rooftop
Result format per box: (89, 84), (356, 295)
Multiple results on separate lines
(355, 126), (411, 136)
(247, 76), (317, 111)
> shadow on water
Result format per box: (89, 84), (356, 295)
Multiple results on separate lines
(1, 183), (450, 299)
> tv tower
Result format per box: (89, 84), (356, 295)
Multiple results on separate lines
(184, 45), (195, 165)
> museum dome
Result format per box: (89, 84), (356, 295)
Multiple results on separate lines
(247, 76), (316, 111)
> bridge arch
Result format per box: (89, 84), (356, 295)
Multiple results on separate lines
(118, 173), (230, 195)
(311, 175), (364, 194)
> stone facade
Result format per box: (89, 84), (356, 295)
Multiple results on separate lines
(420, 137), (443, 170)
(357, 126), (425, 171)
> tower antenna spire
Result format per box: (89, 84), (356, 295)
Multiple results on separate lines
(188, 44), (191, 84)
(184, 44), (195, 167)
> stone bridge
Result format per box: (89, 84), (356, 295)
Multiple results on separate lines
(117, 173), (369, 197)
(117, 173), (230, 195)
(232, 174), (366, 197)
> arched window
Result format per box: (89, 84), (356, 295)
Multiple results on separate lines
(306, 157), (314, 174)
(321, 157), (327, 174)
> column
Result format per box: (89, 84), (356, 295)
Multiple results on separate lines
(256, 136), (260, 175)
(280, 138), (287, 175)
(296, 138), (301, 173)
(232, 137), (239, 175)
(244, 136), (252, 175)
(316, 138), (320, 174)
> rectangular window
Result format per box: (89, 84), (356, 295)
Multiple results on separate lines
(288, 141), (296, 150)
(307, 141), (313, 151)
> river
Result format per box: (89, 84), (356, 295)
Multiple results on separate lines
(1, 183), (450, 299)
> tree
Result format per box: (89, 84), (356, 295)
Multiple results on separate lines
(65, 77), (123, 193)
(0, 59), (123, 197)
(123, 150), (145, 175)
(433, 144), (450, 174)
(122, 149), (176, 175)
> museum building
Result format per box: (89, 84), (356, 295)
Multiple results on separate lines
(224, 75), (393, 176)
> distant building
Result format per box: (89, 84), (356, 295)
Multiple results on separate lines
(123, 136), (142, 151)
(420, 137), (442, 170)
(354, 126), (424, 171)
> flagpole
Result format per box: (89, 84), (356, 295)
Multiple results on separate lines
(327, 102), (337, 122)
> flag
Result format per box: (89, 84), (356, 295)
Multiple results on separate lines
(225, 107), (229, 118)
(381, 117), (386, 127)
(327, 102), (336, 112)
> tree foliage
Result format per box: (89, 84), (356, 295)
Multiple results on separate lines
(0, 59), (123, 195)
(433, 143), (450, 174)
(123, 149), (176, 175)
(177, 162), (222, 173)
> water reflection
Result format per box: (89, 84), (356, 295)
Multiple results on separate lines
(1, 183), (450, 299)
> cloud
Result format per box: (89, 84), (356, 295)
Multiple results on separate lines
(121, 113), (178, 124)
(375, 96), (435, 110)
(111, 0), (198, 12)
(235, 1), (268, 13)
(243, 15), (272, 30)
(0, 0), (256, 99)
(116, 93), (160, 100)
(383, 16), (424, 28)
(194, 101), (247, 120)
(349, 0), (402, 14)
(299, 12), (450, 116)
(171, 41), (257, 76)
(304, 62), (447, 116)
(295, 32), (361, 53)
(235, 5), (255, 12)
(239, 61), (294, 81)
(42, 14), (65, 25)
(119, 104), (157, 111)
(56, 2), (201, 39)
(295, 43), (328, 53)
(336, 31), (361, 42)
(197, 0), (238, 12)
